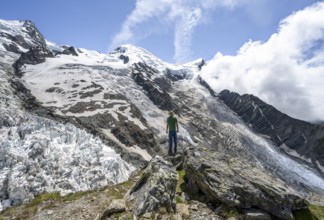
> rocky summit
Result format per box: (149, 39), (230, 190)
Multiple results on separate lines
(1, 19), (324, 220)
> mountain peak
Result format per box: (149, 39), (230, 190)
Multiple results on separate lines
(110, 44), (168, 71)
(0, 18), (46, 53)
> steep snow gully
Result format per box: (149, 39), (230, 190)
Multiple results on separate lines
(0, 19), (324, 212)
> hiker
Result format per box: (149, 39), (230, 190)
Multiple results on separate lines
(166, 111), (179, 155)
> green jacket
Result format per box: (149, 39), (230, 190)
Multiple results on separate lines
(167, 116), (178, 131)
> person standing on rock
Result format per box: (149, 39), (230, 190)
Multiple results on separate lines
(166, 111), (179, 155)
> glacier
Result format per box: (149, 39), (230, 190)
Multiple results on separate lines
(0, 108), (135, 211)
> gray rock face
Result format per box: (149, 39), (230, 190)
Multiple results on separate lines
(10, 79), (43, 111)
(165, 68), (187, 81)
(57, 46), (78, 56)
(13, 46), (54, 77)
(184, 147), (308, 220)
(22, 20), (47, 48)
(126, 156), (177, 216)
(2, 40), (23, 54)
(132, 62), (178, 113)
(119, 54), (129, 64)
(218, 90), (324, 175)
(198, 76), (216, 97)
(1, 20), (47, 53)
(96, 199), (126, 220)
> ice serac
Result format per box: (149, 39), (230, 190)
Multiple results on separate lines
(218, 89), (324, 175)
(0, 112), (135, 210)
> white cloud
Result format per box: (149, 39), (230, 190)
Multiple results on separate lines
(201, 2), (324, 122)
(110, 0), (247, 63)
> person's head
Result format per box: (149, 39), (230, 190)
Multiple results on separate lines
(169, 111), (174, 116)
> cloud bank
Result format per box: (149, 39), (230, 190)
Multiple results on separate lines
(110, 0), (247, 63)
(201, 2), (324, 122)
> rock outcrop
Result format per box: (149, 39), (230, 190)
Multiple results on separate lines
(57, 46), (78, 56)
(1, 20), (47, 54)
(126, 156), (177, 216)
(13, 46), (54, 77)
(184, 146), (308, 220)
(131, 62), (178, 113)
(95, 199), (126, 220)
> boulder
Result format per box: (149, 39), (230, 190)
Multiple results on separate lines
(184, 147), (308, 220)
(96, 199), (126, 220)
(126, 156), (177, 216)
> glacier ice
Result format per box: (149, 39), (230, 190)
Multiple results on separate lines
(0, 109), (135, 211)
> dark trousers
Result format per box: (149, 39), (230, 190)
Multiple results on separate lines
(168, 130), (177, 153)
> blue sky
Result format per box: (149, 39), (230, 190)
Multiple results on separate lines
(0, 0), (319, 63)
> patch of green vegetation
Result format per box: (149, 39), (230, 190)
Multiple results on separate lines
(1, 206), (38, 220)
(175, 195), (183, 204)
(0, 171), (143, 220)
(120, 180), (135, 189)
(27, 192), (61, 207)
(176, 169), (205, 202)
(177, 170), (186, 193)
(309, 205), (324, 220)
(63, 191), (88, 202)
(220, 206), (241, 219)
(112, 211), (126, 218)
(1, 190), (95, 219)
(293, 208), (314, 220)
(106, 186), (126, 199)
(201, 147), (209, 152)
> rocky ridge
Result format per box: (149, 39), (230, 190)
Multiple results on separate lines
(218, 90), (324, 176)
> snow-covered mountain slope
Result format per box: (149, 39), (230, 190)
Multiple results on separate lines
(0, 19), (136, 211)
(1, 18), (324, 215)
(0, 19), (46, 53)
(18, 44), (202, 161)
